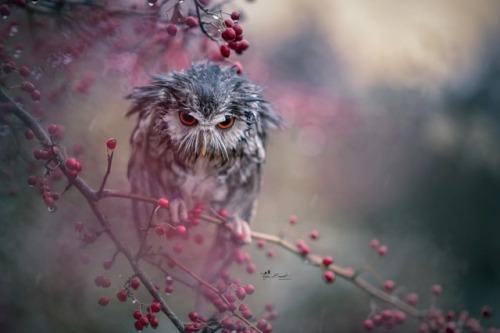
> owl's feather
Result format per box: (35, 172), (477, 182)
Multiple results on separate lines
(127, 62), (282, 233)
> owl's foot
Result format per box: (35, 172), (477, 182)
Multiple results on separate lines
(229, 216), (252, 244)
(168, 198), (189, 224)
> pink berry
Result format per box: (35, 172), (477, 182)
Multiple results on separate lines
(185, 16), (198, 27)
(370, 238), (380, 249)
(166, 23), (178, 36)
(309, 229), (319, 240)
(384, 280), (395, 293)
(431, 284), (442, 296)
(289, 215), (298, 225)
(481, 306), (492, 318)
(246, 263), (256, 274)
(322, 256), (334, 266)
(18, 66), (30, 77)
(363, 319), (374, 330)
(130, 278), (140, 290)
(230, 11), (240, 20)
(48, 124), (58, 135)
(406, 293), (419, 306)
(257, 319), (268, 331)
(378, 245), (388, 256)
(24, 129), (34, 140)
(218, 209), (228, 218)
(98, 296), (109, 306)
(232, 61), (243, 74)
(65, 158), (79, 170)
(244, 284), (255, 295)
(173, 243), (183, 253)
(157, 197), (169, 208)
(220, 44), (230, 58)
(188, 311), (198, 321)
(102, 260), (113, 270)
(116, 289), (128, 302)
(236, 287), (246, 300)
(176, 225), (187, 235)
(323, 271), (335, 283)
(21, 81), (35, 93)
(106, 138), (117, 150)
(31, 90), (41, 101)
(27, 175), (37, 186)
(194, 233), (204, 244)
(394, 310), (406, 324)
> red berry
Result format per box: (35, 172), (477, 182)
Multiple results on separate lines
(48, 124), (58, 135)
(157, 197), (169, 208)
(222, 28), (236, 41)
(309, 229), (319, 240)
(133, 310), (142, 319)
(134, 320), (144, 331)
(102, 260), (113, 270)
(18, 66), (30, 77)
(233, 24), (243, 35)
(20, 81), (35, 93)
(188, 311), (198, 321)
(130, 278), (140, 290)
(394, 310), (406, 324)
(150, 316), (159, 328)
(322, 256), (334, 266)
(106, 138), (117, 150)
(150, 301), (161, 312)
(481, 306), (493, 318)
(31, 90), (41, 101)
(166, 23), (178, 36)
(231, 11), (240, 20)
(237, 39), (249, 52)
(65, 158), (79, 170)
(323, 271), (335, 283)
(98, 296), (109, 306)
(27, 175), (37, 186)
(220, 44), (230, 58)
(164, 284), (174, 294)
(185, 16), (198, 27)
(0, 5), (10, 17)
(384, 280), (395, 293)
(224, 19), (233, 27)
(116, 289), (128, 302)
(24, 129), (34, 140)
(257, 319), (268, 331)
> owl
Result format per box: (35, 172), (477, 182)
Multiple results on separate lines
(126, 63), (282, 243)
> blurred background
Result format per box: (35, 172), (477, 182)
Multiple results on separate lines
(1, 0), (500, 332)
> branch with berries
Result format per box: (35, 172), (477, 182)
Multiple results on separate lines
(3, 84), (498, 332)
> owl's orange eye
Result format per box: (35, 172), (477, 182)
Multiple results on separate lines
(217, 116), (235, 129)
(179, 111), (198, 126)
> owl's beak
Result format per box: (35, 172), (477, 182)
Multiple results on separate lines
(200, 141), (207, 156)
(199, 133), (207, 156)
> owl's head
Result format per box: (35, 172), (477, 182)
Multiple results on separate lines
(127, 63), (283, 164)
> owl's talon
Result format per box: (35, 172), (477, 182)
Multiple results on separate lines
(169, 198), (188, 224)
(229, 216), (252, 244)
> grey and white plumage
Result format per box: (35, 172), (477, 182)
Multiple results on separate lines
(126, 62), (282, 241)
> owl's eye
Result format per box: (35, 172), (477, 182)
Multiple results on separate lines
(217, 116), (235, 129)
(178, 111), (198, 126)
